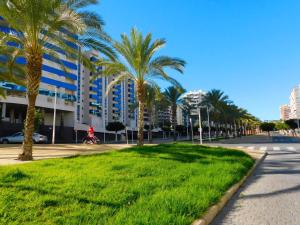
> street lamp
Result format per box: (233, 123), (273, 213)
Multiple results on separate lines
(186, 116), (189, 140)
(190, 117), (194, 144)
(52, 87), (58, 144)
(297, 119), (300, 136)
(126, 126), (128, 144)
(197, 105), (211, 144)
(198, 107), (202, 145)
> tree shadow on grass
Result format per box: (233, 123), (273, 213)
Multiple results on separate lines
(0, 182), (124, 209)
(121, 143), (251, 164)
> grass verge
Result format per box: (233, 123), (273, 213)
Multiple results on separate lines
(0, 143), (254, 225)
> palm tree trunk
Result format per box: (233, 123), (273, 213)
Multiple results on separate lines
(137, 81), (145, 146)
(19, 49), (42, 161)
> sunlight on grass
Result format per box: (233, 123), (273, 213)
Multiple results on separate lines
(0, 143), (254, 225)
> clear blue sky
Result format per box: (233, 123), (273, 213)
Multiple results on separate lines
(92, 0), (300, 120)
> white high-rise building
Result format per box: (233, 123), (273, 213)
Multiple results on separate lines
(289, 85), (300, 119)
(176, 106), (184, 125)
(279, 104), (290, 121)
(0, 16), (79, 141)
(0, 16), (137, 141)
(180, 90), (206, 115)
(74, 51), (137, 133)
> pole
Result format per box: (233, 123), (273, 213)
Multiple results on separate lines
(297, 119), (300, 136)
(75, 129), (78, 144)
(190, 117), (194, 144)
(198, 107), (202, 145)
(186, 116), (189, 140)
(103, 130), (106, 143)
(52, 87), (57, 144)
(126, 126), (129, 144)
(206, 107), (211, 142)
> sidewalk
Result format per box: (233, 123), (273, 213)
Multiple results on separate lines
(0, 144), (132, 165)
(0, 137), (188, 165)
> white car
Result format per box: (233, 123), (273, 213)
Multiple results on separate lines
(0, 132), (48, 144)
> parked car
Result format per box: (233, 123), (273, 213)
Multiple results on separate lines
(0, 132), (48, 144)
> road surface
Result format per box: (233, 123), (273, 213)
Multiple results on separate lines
(209, 135), (300, 225)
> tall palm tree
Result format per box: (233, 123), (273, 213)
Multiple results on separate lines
(100, 28), (186, 146)
(163, 86), (185, 141)
(180, 97), (195, 140)
(202, 89), (231, 133)
(0, 0), (115, 160)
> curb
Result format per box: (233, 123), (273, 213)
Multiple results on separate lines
(192, 150), (268, 225)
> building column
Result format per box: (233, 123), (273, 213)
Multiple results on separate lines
(10, 108), (15, 123)
(1, 103), (6, 119)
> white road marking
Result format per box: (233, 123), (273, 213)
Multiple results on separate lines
(273, 146), (280, 151)
(287, 146), (295, 150)
(260, 146), (267, 151)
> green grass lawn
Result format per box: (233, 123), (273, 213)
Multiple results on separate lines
(0, 143), (254, 225)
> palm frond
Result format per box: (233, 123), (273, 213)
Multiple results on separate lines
(149, 56), (186, 74)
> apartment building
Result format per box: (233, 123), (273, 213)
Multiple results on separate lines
(0, 18), (137, 141)
(280, 104), (290, 121)
(0, 16), (79, 141)
(156, 106), (172, 126)
(176, 106), (184, 126)
(181, 90), (206, 114)
(176, 90), (206, 126)
(289, 85), (300, 119)
(74, 51), (137, 133)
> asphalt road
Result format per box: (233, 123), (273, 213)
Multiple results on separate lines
(209, 135), (300, 225)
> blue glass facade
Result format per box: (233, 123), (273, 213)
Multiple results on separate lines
(0, 16), (79, 102)
(112, 83), (122, 115)
(88, 56), (103, 117)
(89, 77), (102, 117)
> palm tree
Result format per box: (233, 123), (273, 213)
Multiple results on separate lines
(100, 28), (186, 146)
(202, 89), (231, 134)
(180, 97), (194, 140)
(163, 86), (185, 141)
(0, 0), (115, 160)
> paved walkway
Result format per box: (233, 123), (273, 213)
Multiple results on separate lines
(0, 137), (189, 165)
(0, 144), (132, 165)
(211, 138), (300, 225)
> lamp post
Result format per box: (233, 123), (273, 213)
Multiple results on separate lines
(103, 116), (106, 143)
(126, 125), (129, 144)
(52, 87), (58, 144)
(186, 116), (189, 140)
(297, 119), (300, 137)
(198, 107), (202, 145)
(190, 117), (194, 144)
(75, 129), (78, 144)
